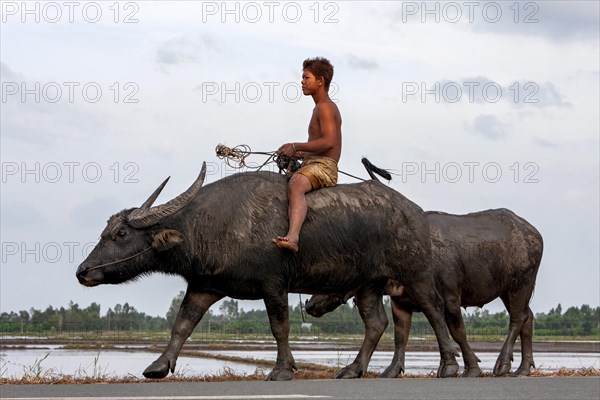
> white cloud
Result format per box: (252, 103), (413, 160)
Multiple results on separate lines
(410, 77), (572, 108)
(532, 136), (559, 148)
(0, 61), (21, 80)
(468, 1), (600, 41)
(0, 202), (45, 226)
(69, 196), (123, 226)
(155, 34), (221, 71)
(346, 54), (379, 70)
(466, 114), (510, 140)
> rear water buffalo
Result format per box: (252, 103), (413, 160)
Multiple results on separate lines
(76, 163), (461, 380)
(306, 209), (543, 377)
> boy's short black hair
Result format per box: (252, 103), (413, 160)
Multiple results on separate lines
(303, 57), (334, 91)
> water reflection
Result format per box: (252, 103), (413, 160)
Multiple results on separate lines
(204, 350), (600, 374)
(0, 348), (259, 379)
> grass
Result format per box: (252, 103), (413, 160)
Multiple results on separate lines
(73, 353), (110, 380)
(21, 353), (54, 381)
(1, 367), (598, 385)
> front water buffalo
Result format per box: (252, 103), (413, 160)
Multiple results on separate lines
(306, 209), (543, 377)
(76, 163), (460, 380)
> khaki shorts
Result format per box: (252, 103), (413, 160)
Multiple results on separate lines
(295, 156), (338, 189)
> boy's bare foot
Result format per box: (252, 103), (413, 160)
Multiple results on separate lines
(271, 236), (299, 253)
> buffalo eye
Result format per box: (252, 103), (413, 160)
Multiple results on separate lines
(116, 229), (127, 238)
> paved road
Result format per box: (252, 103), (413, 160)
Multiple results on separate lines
(1, 377), (599, 400)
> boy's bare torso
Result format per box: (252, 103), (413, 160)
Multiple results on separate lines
(307, 101), (342, 162)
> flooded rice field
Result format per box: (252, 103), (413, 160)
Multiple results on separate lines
(2, 344), (599, 379)
(203, 350), (600, 375)
(0, 346), (258, 379)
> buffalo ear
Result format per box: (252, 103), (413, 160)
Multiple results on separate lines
(152, 229), (184, 251)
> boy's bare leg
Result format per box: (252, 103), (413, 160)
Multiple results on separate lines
(272, 174), (313, 252)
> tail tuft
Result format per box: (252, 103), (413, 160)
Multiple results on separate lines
(361, 158), (392, 181)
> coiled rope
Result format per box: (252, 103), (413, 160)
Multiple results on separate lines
(215, 144), (277, 170)
(216, 144), (301, 176)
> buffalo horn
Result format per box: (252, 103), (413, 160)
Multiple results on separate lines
(128, 162), (207, 228)
(139, 177), (170, 209)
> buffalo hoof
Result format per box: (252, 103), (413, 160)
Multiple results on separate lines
(143, 357), (173, 379)
(493, 360), (512, 376)
(265, 368), (294, 381)
(378, 365), (403, 378)
(513, 367), (532, 377)
(437, 362), (459, 378)
(334, 364), (363, 379)
(461, 366), (482, 378)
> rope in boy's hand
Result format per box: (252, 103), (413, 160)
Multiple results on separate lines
(216, 143), (371, 182)
(215, 143), (299, 175)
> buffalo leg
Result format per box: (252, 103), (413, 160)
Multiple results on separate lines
(443, 295), (481, 377)
(410, 283), (459, 378)
(379, 297), (412, 378)
(335, 285), (388, 379)
(264, 292), (296, 381)
(143, 290), (223, 379)
(514, 306), (535, 376)
(494, 292), (531, 376)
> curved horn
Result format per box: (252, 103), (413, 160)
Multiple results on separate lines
(139, 177), (170, 209)
(128, 162), (207, 228)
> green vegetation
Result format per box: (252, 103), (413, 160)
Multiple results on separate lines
(1, 293), (598, 340)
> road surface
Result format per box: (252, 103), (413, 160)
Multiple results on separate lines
(2, 377), (599, 400)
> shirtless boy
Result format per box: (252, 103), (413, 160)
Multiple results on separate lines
(272, 57), (342, 253)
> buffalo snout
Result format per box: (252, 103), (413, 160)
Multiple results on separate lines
(305, 294), (345, 317)
(76, 263), (101, 287)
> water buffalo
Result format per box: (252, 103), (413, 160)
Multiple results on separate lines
(76, 162), (461, 380)
(306, 209), (543, 377)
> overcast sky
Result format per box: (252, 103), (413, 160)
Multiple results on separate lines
(1, 1), (598, 319)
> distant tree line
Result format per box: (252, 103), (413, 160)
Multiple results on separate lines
(1, 292), (598, 338)
(0, 301), (169, 333)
